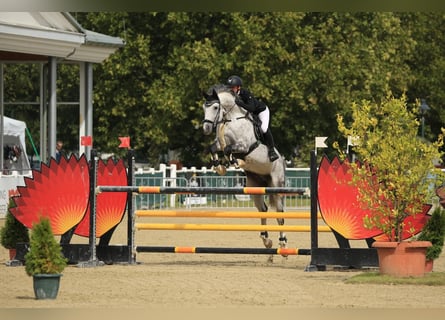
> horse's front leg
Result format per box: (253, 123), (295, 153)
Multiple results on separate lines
(223, 145), (240, 168)
(260, 217), (274, 264)
(260, 218), (273, 249)
(276, 217), (288, 252)
(209, 141), (227, 176)
(222, 136), (250, 169)
(252, 195), (271, 247)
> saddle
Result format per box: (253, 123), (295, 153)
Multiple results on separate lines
(251, 114), (264, 142)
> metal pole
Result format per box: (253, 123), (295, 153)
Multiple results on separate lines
(127, 149), (135, 264)
(48, 57), (57, 160)
(89, 149), (98, 265)
(78, 149), (102, 267)
(97, 186), (305, 195)
(135, 223), (330, 232)
(136, 246), (311, 255)
(305, 150), (319, 271)
(40, 63), (47, 162)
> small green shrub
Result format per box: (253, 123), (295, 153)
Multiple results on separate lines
(24, 217), (67, 276)
(417, 206), (445, 260)
(0, 198), (29, 249)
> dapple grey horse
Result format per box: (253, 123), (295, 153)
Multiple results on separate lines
(202, 84), (287, 261)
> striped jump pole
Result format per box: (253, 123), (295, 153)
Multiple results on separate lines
(97, 185), (305, 195)
(136, 246), (311, 255)
(135, 223), (331, 232)
(136, 210), (321, 219)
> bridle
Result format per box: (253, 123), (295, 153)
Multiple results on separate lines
(202, 99), (222, 130)
(202, 88), (249, 131)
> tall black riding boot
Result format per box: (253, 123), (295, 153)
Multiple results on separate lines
(263, 129), (279, 162)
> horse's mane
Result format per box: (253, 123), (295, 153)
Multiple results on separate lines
(203, 84), (233, 103)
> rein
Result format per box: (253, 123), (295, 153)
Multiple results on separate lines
(202, 99), (221, 130)
(206, 89), (261, 159)
(222, 101), (251, 123)
(219, 103), (261, 158)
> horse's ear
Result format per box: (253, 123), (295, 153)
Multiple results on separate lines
(203, 86), (219, 101)
(203, 87), (214, 100)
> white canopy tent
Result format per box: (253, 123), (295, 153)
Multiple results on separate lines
(1, 115), (31, 173)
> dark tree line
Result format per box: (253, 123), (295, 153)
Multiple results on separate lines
(4, 13), (445, 167)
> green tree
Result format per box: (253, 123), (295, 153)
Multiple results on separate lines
(66, 12), (441, 167)
(400, 13), (445, 143)
(336, 95), (444, 241)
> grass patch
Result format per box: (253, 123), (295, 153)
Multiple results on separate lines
(345, 271), (445, 286)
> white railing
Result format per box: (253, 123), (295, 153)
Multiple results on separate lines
(134, 164), (311, 210)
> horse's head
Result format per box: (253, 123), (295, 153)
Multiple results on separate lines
(215, 86), (250, 121)
(202, 84), (225, 135)
(202, 84), (247, 135)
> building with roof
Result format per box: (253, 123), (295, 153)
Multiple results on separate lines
(0, 12), (125, 166)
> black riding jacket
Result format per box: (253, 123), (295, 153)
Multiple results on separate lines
(235, 88), (266, 115)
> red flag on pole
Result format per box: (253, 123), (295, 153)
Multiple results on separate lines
(81, 136), (92, 146)
(118, 136), (130, 148)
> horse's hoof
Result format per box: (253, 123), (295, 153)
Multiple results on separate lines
(279, 240), (287, 248)
(237, 159), (246, 168)
(279, 237), (288, 257)
(262, 238), (273, 249)
(215, 165), (227, 176)
(279, 250), (288, 257)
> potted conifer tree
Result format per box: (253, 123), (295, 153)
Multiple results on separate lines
(417, 206), (445, 272)
(25, 216), (67, 299)
(0, 198), (29, 263)
(335, 94), (445, 277)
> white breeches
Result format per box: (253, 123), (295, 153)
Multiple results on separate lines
(258, 107), (270, 133)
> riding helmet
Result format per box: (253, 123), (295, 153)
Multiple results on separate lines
(226, 75), (242, 87)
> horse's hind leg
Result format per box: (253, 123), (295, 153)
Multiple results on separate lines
(253, 196), (272, 248)
(277, 220), (287, 248)
(269, 162), (287, 256)
(273, 195), (287, 250)
(270, 192), (288, 259)
(252, 194), (273, 263)
(260, 223), (274, 263)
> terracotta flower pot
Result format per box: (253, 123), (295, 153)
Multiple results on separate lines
(372, 241), (432, 277)
(425, 259), (434, 273)
(8, 248), (16, 260)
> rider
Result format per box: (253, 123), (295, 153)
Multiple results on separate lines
(226, 75), (279, 162)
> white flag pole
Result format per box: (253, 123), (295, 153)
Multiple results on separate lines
(314, 136), (328, 156)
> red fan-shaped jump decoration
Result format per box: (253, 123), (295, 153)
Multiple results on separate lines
(10, 155), (90, 235)
(74, 158), (128, 237)
(373, 205), (431, 241)
(317, 155), (382, 240)
(318, 155), (431, 241)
